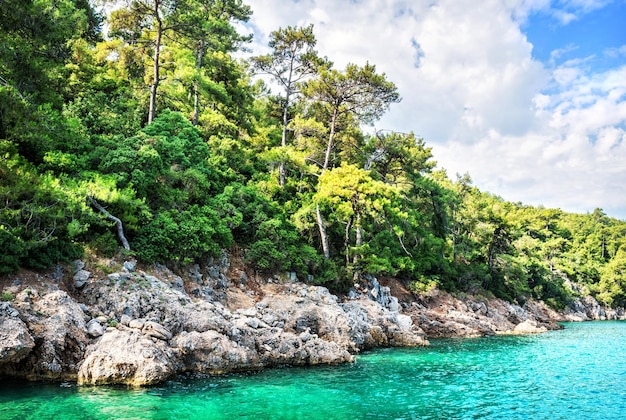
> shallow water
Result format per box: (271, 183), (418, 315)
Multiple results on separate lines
(1, 321), (625, 419)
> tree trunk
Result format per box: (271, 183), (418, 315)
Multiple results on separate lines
(192, 39), (205, 126)
(315, 108), (338, 258)
(278, 65), (294, 187)
(344, 215), (353, 267)
(316, 203), (330, 259)
(88, 197), (131, 251)
(322, 108), (338, 171)
(352, 211), (362, 282)
(148, 0), (162, 124)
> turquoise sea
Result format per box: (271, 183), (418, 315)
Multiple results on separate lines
(1, 321), (625, 419)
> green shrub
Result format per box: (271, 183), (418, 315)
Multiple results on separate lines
(89, 230), (120, 257)
(135, 205), (232, 264)
(1, 291), (15, 302)
(0, 229), (25, 275)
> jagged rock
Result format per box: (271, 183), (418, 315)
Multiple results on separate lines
(510, 319), (548, 335)
(120, 314), (132, 326)
(73, 270), (91, 288)
(7, 291), (90, 381)
(341, 299), (428, 349)
(173, 330), (260, 374)
(10, 256), (612, 387)
(78, 329), (176, 386)
(396, 314), (413, 332)
(246, 318), (260, 329)
(170, 276), (184, 292)
(563, 295), (610, 321)
(190, 264), (204, 283)
(0, 302), (35, 364)
(72, 260), (86, 272)
(408, 290), (563, 338)
(86, 319), (105, 338)
(123, 260), (137, 272)
(142, 321), (172, 341)
(107, 273), (121, 282)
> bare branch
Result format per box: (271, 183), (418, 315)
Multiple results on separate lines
(88, 196), (131, 251)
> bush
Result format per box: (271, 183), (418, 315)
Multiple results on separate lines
(0, 229), (25, 275)
(89, 230), (120, 257)
(135, 205), (232, 264)
(246, 218), (323, 277)
(1, 291), (15, 302)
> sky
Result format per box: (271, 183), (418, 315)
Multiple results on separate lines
(241, 0), (626, 220)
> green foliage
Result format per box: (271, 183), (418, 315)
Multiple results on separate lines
(1, 10), (625, 312)
(1, 291), (15, 302)
(0, 141), (84, 269)
(0, 228), (25, 275)
(99, 110), (220, 207)
(135, 205), (232, 265)
(214, 183), (323, 277)
(88, 230), (120, 258)
(596, 248), (626, 307)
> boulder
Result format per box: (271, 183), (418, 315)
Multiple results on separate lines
(26, 291), (89, 380)
(73, 270), (91, 288)
(142, 321), (172, 341)
(78, 329), (176, 386)
(129, 319), (145, 330)
(86, 319), (105, 338)
(0, 302), (35, 364)
(173, 330), (260, 374)
(509, 319), (548, 335)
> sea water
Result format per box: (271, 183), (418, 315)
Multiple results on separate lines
(1, 321), (625, 419)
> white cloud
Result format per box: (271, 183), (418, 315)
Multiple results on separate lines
(605, 45), (626, 58)
(245, 0), (626, 219)
(435, 63), (626, 217)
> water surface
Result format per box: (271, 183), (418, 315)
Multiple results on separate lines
(1, 321), (625, 419)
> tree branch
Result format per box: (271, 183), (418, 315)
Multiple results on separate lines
(88, 196), (131, 251)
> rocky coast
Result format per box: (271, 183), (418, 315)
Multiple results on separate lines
(1, 254), (623, 386)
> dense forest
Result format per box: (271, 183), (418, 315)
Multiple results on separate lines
(1, 0), (625, 309)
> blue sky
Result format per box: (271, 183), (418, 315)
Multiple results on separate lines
(244, 0), (626, 220)
(524, 1), (626, 66)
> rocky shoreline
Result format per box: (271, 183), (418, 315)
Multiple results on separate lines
(1, 254), (624, 386)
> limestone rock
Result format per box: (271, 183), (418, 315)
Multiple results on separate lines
(73, 270), (91, 288)
(5, 291), (90, 381)
(173, 330), (260, 374)
(86, 319), (105, 338)
(509, 319), (548, 335)
(408, 290), (563, 338)
(78, 329), (176, 386)
(0, 302), (35, 364)
(72, 260), (86, 272)
(142, 321), (172, 341)
(120, 314), (132, 326)
(123, 260), (137, 272)
(5, 254), (589, 388)
(129, 319), (145, 330)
